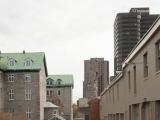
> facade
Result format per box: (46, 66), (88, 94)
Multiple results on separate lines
(100, 17), (160, 120)
(46, 75), (74, 120)
(77, 98), (89, 120)
(0, 52), (48, 120)
(114, 7), (159, 74)
(88, 97), (100, 120)
(83, 58), (109, 100)
(0, 112), (28, 120)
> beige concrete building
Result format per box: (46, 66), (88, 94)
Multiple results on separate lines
(100, 17), (160, 120)
(83, 58), (109, 100)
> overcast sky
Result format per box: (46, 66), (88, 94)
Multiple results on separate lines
(0, 0), (160, 103)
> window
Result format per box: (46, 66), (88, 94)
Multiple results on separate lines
(117, 84), (119, 102)
(24, 59), (32, 67)
(143, 53), (148, 77)
(47, 81), (49, 85)
(133, 66), (137, 95)
(9, 89), (14, 100)
(57, 79), (61, 85)
(156, 41), (160, 71)
(54, 110), (57, 114)
(8, 59), (16, 66)
(49, 81), (53, 85)
(26, 107), (31, 119)
(112, 88), (114, 104)
(47, 90), (49, 96)
(25, 74), (31, 82)
(50, 90), (52, 95)
(9, 108), (14, 113)
(8, 74), (15, 82)
(25, 89), (32, 100)
(128, 71), (131, 91)
(57, 90), (61, 96)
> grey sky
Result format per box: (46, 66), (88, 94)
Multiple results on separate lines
(0, 0), (159, 103)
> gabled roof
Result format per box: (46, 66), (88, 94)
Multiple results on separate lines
(0, 52), (48, 75)
(44, 102), (59, 108)
(46, 75), (74, 88)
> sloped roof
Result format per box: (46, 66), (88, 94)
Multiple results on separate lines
(46, 75), (74, 88)
(0, 52), (48, 75)
(44, 102), (59, 108)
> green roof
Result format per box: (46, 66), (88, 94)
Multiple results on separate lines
(0, 52), (48, 75)
(46, 75), (74, 88)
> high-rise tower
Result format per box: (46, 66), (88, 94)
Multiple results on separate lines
(114, 8), (159, 74)
(83, 58), (109, 100)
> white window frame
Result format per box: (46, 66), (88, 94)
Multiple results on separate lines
(24, 59), (32, 67)
(25, 89), (32, 100)
(9, 89), (14, 100)
(25, 74), (31, 82)
(26, 107), (31, 119)
(8, 59), (16, 66)
(8, 74), (15, 82)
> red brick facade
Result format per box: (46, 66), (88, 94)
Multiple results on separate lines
(88, 98), (100, 120)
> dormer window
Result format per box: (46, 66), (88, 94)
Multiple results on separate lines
(57, 79), (61, 85)
(24, 59), (32, 67)
(8, 59), (16, 66)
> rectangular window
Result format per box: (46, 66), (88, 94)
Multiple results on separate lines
(26, 107), (31, 119)
(9, 89), (14, 100)
(112, 88), (114, 104)
(117, 84), (119, 102)
(128, 71), (131, 91)
(57, 90), (61, 96)
(47, 90), (49, 96)
(143, 53), (148, 77)
(8, 74), (15, 82)
(50, 90), (52, 96)
(25, 89), (32, 100)
(156, 41), (160, 71)
(133, 66), (137, 95)
(25, 74), (31, 82)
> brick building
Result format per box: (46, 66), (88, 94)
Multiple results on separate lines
(0, 52), (48, 120)
(88, 97), (100, 120)
(46, 75), (74, 120)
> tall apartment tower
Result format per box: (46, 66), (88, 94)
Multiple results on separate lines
(83, 58), (109, 100)
(114, 7), (159, 74)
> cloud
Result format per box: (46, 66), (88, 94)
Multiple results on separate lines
(0, 0), (159, 102)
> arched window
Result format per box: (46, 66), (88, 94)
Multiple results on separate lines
(24, 59), (32, 67)
(8, 59), (16, 66)
(57, 79), (61, 85)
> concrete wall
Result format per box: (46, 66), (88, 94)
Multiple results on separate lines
(100, 25), (160, 119)
(39, 62), (47, 120)
(0, 71), (4, 112)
